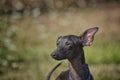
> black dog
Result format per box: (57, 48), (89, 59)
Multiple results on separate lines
(48, 27), (99, 80)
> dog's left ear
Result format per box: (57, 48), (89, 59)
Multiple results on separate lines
(80, 27), (99, 46)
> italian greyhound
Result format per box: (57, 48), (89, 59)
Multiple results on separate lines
(47, 27), (99, 80)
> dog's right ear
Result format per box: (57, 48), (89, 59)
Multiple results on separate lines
(56, 36), (62, 45)
(80, 27), (99, 46)
(57, 36), (62, 41)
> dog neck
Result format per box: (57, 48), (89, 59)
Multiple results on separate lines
(68, 48), (86, 80)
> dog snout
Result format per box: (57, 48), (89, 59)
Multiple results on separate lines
(51, 52), (57, 57)
(51, 51), (58, 59)
(51, 48), (66, 60)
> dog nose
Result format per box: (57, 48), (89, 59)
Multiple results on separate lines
(51, 52), (57, 58)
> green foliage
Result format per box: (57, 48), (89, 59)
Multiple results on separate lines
(0, 16), (43, 80)
(85, 41), (120, 64)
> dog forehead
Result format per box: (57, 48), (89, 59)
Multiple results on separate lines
(58, 37), (68, 43)
(61, 35), (79, 42)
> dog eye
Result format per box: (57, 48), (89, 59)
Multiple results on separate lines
(65, 42), (71, 46)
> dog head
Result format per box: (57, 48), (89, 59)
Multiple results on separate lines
(51, 27), (99, 60)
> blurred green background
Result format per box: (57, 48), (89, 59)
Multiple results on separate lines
(0, 0), (120, 80)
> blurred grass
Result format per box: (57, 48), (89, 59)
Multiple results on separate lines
(0, 4), (120, 80)
(85, 40), (120, 64)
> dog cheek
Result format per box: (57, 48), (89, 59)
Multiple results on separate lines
(60, 51), (67, 59)
(65, 51), (73, 59)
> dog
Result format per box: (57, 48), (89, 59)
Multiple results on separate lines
(47, 27), (99, 80)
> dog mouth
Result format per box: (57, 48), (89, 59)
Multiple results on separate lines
(53, 56), (65, 60)
(52, 55), (66, 60)
(51, 52), (66, 60)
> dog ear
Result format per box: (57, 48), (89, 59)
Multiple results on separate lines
(56, 36), (62, 45)
(57, 36), (62, 42)
(80, 27), (99, 46)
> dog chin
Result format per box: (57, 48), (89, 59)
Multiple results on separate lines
(53, 57), (66, 60)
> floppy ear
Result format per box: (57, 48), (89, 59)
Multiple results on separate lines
(80, 27), (99, 46)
